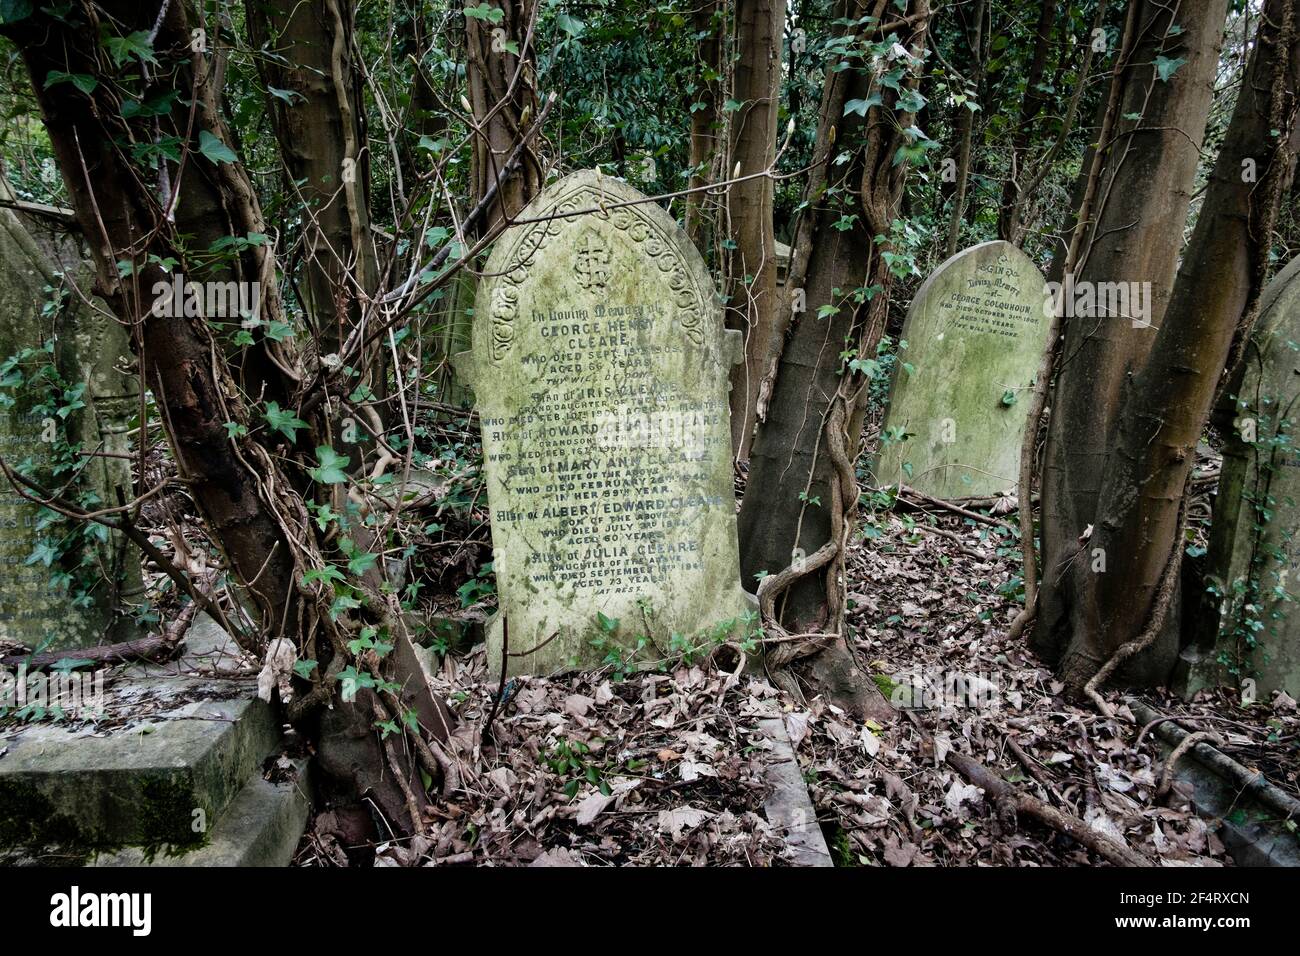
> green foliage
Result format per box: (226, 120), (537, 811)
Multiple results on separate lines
(0, 287), (109, 610)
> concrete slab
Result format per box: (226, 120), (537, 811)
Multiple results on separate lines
(92, 760), (312, 867)
(0, 694), (279, 848)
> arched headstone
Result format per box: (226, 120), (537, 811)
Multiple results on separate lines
(1188, 258), (1300, 699)
(874, 241), (1051, 499)
(455, 170), (754, 675)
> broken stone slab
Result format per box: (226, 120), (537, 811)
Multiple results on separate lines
(91, 759), (311, 867)
(758, 713), (833, 867)
(1128, 698), (1300, 867)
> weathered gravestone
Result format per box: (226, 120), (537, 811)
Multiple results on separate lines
(0, 201), (140, 650)
(455, 169), (754, 676)
(1183, 258), (1300, 699)
(873, 240), (1051, 499)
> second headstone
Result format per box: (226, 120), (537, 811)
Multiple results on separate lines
(874, 240), (1051, 499)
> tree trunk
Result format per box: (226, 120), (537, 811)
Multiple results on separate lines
(245, 0), (378, 358)
(997, 0), (1056, 244)
(942, 0), (986, 260)
(465, 0), (542, 233)
(2, 0), (454, 840)
(737, 0), (929, 718)
(686, 0), (724, 248)
(1059, 0), (1300, 691)
(725, 0), (787, 459)
(1034, 0), (1229, 678)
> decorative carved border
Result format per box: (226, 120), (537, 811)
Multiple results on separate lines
(487, 179), (705, 364)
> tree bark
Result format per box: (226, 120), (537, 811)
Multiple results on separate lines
(245, 0), (378, 358)
(464, 0), (542, 233)
(737, 0), (929, 718)
(725, 0), (786, 459)
(942, 0), (986, 260)
(1035, 0), (1229, 678)
(686, 0), (724, 248)
(997, 0), (1056, 244)
(1060, 0), (1299, 692)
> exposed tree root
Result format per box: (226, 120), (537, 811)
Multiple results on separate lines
(1157, 730), (1224, 798)
(1082, 492), (1189, 717)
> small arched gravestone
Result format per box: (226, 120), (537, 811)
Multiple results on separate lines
(873, 240), (1052, 499)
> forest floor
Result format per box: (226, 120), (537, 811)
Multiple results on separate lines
(290, 494), (1299, 867)
(11, 434), (1294, 866)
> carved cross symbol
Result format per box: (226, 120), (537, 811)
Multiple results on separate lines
(575, 233), (611, 292)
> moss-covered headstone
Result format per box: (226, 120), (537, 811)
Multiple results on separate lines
(0, 202), (140, 650)
(456, 170), (754, 675)
(874, 241), (1051, 499)
(1186, 258), (1300, 699)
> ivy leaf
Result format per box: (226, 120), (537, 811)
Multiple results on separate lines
(121, 91), (179, 119)
(308, 446), (350, 484)
(302, 565), (346, 587)
(44, 71), (98, 95)
(263, 400), (308, 441)
(347, 550), (378, 577)
(223, 421), (249, 439)
(264, 320), (295, 342)
(843, 93), (882, 117)
(0, 0), (33, 25)
(896, 88), (927, 113)
(1154, 56), (1187, 83)
(417, 135), (451, 153)
(104, 30), (157, 67)
(267, 86), (305, 105)
(555, 12), (584, 36)
(329, 592), (362, 620)
(198, 130), (238, 165)
(463, 3), (504, 23)
(293, 658), (319, 679)
(25, 539), (61, 567)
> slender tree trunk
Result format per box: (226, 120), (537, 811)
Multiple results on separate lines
(1060, 0), (1299, 691)
(942, 0), (985, 260)
(997, 0), (1056, 244)
(737, 0), (929, 718)
(245, 0), (378, 357)
(465, 0), (542, 233)
(686, 0), (724, 247)
(1035, 0), (1229, 677)
(725, 0), (786, 458)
